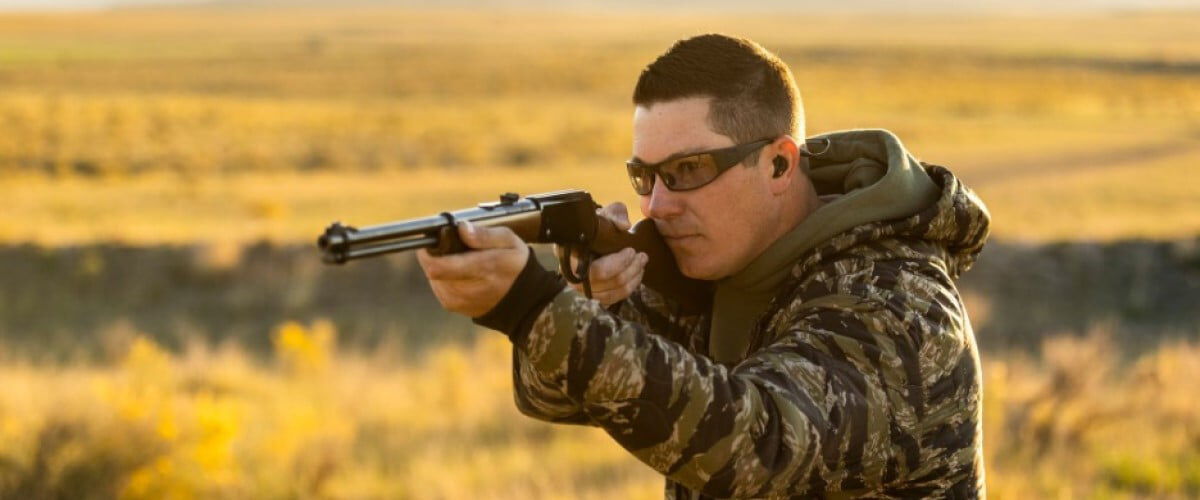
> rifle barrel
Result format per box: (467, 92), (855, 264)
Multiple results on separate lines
(318, 195), (548, 263)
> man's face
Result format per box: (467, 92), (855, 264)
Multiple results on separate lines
(631, 97), (777, 280)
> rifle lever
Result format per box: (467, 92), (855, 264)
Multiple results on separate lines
(558, 244), (594, 299)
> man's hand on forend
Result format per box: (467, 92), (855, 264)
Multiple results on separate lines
(417, 221), (528, 318)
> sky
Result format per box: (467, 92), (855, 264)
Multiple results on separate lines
(0, 0), (1196, 12)
(0, 0), (184, 10)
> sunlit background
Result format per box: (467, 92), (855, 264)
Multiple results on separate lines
(0, 1), (1198, 498)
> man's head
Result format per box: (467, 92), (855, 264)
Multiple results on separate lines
(630, 34), (816, 280)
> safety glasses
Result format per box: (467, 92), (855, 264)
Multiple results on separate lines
(625, 137), (831, 195)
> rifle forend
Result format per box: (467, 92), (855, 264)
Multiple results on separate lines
(317, 190), (712, 313)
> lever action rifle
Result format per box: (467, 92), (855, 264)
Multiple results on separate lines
(317, 190), (712, 313)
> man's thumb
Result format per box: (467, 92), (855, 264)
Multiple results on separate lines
(600, 202), (632, 231)
(458, 221), (521, 250)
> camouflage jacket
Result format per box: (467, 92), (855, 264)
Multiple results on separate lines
(508, 164), (989, 498)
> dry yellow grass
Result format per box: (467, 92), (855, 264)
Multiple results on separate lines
(1, 6), (1198, 498)
(977, 145), (1200, 241)
(0, 165), (642, 245)
(0, 325), (665, 499)
(1, 323), (1197, 498)
(1, 7), (1198, 244)
(5, 139), (1200, 245)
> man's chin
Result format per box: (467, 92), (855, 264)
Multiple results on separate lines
(676, 258), (720, 281)
(667, 240), (723, 280)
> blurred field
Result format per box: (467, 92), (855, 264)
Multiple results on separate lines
(2, 4), (1199, 499)
(1, 7), (1199, 243)
(1, 325), (1198, 499)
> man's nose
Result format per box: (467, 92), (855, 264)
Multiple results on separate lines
(645, 175), (684, 219)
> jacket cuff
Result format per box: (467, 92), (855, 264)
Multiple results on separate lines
(473, 249), (566, 344)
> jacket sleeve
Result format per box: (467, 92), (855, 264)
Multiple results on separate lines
(510, 284), (701, 426)
(514, 287), (926, 498)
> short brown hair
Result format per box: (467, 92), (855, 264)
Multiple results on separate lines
(633, 34), (803, 163)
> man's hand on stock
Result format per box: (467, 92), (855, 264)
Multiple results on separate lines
(416, 221), (528, 318)
(557, 202), (649, 307)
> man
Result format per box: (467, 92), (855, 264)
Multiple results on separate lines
(417, 34), (989, 498)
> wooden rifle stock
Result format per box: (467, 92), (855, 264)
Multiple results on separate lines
(588, 217), (712, 313)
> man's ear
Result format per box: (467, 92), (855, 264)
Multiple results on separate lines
(766, 136), (800, 195)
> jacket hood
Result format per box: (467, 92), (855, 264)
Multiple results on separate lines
(796, 132), (991, 280)
(708, 128), (990, 363)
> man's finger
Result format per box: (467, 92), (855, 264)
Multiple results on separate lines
(417, 248), (472, 281)
(591, 247), (637, 281)
(598, 202), (631, 231)
(418, 247), (505, 281)
(415, 248), (442, 278)
(607, 251), (647, 286)
(458, 221), (524, 250)
(589, 252), (646, 294)
(592, 267), (645, 306)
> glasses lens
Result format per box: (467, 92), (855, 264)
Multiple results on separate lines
(626, 163), (654, 195)
(659, 154), (720, 191)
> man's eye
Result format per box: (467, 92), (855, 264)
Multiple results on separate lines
(677, 161), (698, 173)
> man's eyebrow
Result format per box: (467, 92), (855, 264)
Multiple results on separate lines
(629, 145), (710, 165)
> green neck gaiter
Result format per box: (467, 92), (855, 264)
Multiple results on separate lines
(708, 129), (940, 364)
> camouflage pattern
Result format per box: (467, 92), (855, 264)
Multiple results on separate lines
(511, 163), (990, 498)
